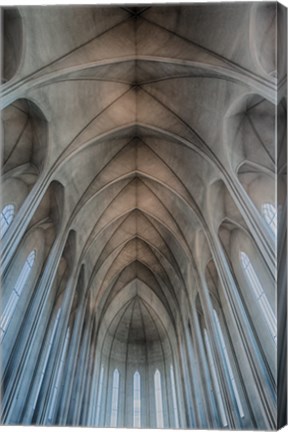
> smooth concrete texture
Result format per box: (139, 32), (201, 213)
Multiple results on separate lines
(0, 3), (287, 430)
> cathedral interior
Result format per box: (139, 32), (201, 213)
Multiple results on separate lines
(0, 3), (287, 429)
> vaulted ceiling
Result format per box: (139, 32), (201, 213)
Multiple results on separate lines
(2, 3), (281, 343)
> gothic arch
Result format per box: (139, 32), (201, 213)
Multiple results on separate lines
(1, 4), (285, 430)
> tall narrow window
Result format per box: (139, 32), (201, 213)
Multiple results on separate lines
(240, 251), (276, 342)
(213, 309), (245, 418)
(262, 203), (277, 234)
(96, 366), (104, 424)
(170, 365), (179, 428)
(204, 329), (228, 427)
(110, 369), (119, 427)
(133, 371), (141, 427)
(0, 204), (15, 238)
(0, 249), (36, 342)
(154, 369), (164, 428)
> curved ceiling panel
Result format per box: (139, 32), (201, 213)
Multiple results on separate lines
(1, 4), (282, 429)
(3, 6), (277, 338)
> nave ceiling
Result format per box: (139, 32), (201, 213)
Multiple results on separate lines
(2, 4), (283, 326)
(1, 5), (287, 427)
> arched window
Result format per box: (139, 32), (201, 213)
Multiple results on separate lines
(0, 249), (36, 342)
(110, 368), (119, 427)
(0, 204), (15, 238)
(96, 366), (104, 424)
(170, 365), (179, 428)
(240, 251), (276, 342)
(213, 309), (244, 418)
(204, 329), (228, 427)
(154, 369), (164, 428)
(262, 203), (277, 234)
(133, 371), (141, 427)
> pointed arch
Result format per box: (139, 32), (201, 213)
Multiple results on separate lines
(154, 369), (164, 428)
(0, 204), (15, 238)
(110, 368), (120, 427)
(133, 370), (141, 427)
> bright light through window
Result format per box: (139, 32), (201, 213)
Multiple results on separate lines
(0, 249), (36, 343)
(110, 369), (119, 427)
(0, 204), (15, 238)
(240, 251), (276, 342)
(133, 371), (141, 427)
(154, 369), (164, 428)
(262, 203), (277, 234)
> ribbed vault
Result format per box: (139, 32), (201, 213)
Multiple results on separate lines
(1, 3), (286, 430)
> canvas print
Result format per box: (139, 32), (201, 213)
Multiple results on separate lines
(0, 2), (287, 429)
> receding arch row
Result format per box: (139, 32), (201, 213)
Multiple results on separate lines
(2, 113), (274, 274)
(87, 211), (186, 289)
(70, 181), (202, 316)
(2, 93), (276, 230)
(97, 280), (178, 347)
(71, 170), (276, 306)
(3, 144), (276, 314)
(93, 278), (185, 428)
(51, 118), (278, 271)
(1, 116), (214, 264)
(1, 5), (282, 429)
(65, 136), (203, 220)
(72, 176), (203, 257)
(0, 117), (212, 274)
(1, 173), (198, 314)
(3, 153), (276, 330)
(96, 261), (181, 330)
(86, 227), (184, 307)
(89, 239), (183, 320)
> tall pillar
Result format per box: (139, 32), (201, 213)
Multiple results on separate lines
(177, 334), (195, 427)
(69, 311), (92, 425)
(190, 302), (222, 428)
(184, 319), (213, 428)
(1, 227), (72, 424)
(80, 317), (97, 425)
(36, 264), (80, 425)
(197, 271), (243, 428)
(208, 231), (276, 429)
(57, 295), (88, 424)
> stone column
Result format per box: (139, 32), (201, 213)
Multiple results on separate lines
(197, 270), (239, 428)
(57, 295), (88, 424)
(183, 320), (209, 428)
(69, 311), (92, 425)
(1, 228), (72, 424)
(208, 231), (277, 429)
(190, 302), (222, 428)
